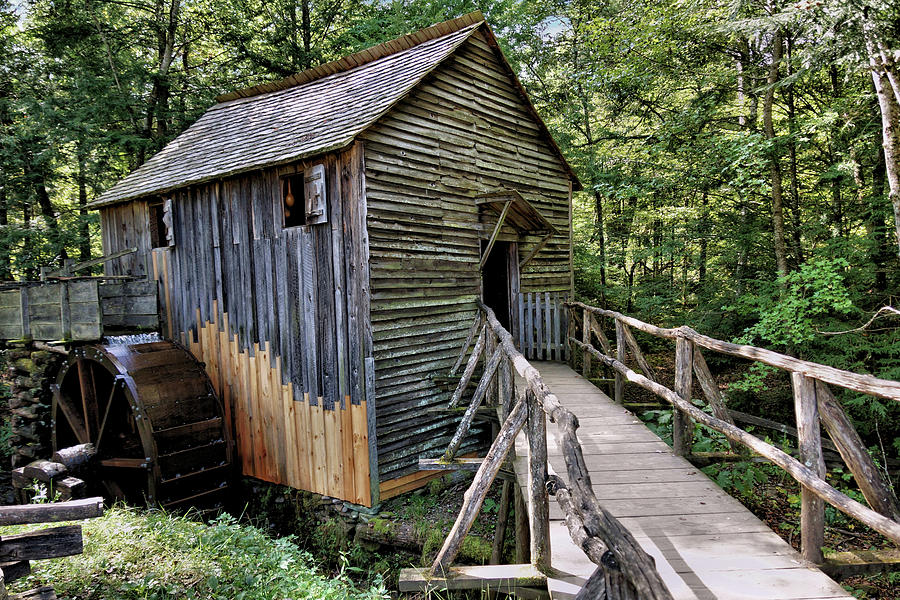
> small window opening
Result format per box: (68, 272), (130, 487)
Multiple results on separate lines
(149, 199), (174, 248)
(282, 174), (307, 228)
(281, 164), (328, 228)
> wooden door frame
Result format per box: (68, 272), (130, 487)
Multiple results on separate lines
(479, 238), (520, 339)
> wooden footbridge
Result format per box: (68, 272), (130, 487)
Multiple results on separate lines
(400, 301), (900, 599)
(520, 361), (854, 599)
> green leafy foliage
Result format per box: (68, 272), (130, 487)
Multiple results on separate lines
(9, 506), (387, 600)
(731, 258), (855, 347)
(702, 461), (770, 497)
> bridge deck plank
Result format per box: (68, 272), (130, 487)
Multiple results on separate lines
(515, 361), (853, 600)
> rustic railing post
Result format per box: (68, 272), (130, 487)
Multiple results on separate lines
(515, 484), (530, 563)
(567, 305), (577, 369)
(582, 309), (591, 378)
(442, 346), (504, 461)
(449, 325), (486, 408)
(486, 330), (497, 406)
(491, 356), (515, 565)
(621, 324), (657, 382)
(792, 373), (825, 564)
(673, 337), (694, 456)
(815, 381), (900, 522)
(450, 313), (483, 376)
(614, 319), (626, 404)
(432, 398), (529, 574)
(526, 389), (551, 572)
(692, 348), (741, 453)
(500, 356), (513, 418)
(590, 551), (640, 600)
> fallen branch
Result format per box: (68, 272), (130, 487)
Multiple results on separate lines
(818, 306), (900, 336)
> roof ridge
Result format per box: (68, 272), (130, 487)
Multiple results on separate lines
(215, 12), (485, 103)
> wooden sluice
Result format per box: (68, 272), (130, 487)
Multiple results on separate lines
(400, 301), (900, 599)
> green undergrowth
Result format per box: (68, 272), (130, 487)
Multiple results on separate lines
(8, 505), (388, 600)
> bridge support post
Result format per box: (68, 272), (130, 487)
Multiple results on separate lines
(526, 389), (551, 572)
(673, 338), (694, 456)
(614, 320), (626, 404)
(514, 484), (530, 563)
(793, 373), (825, 564)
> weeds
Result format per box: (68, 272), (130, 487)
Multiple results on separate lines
(8, 506), (388, 600)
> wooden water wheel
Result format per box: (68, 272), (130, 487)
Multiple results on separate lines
(51, 340), (232, 508)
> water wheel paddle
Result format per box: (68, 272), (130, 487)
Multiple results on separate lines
(51, 341), (232, 508)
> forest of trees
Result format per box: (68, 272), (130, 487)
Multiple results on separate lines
(2, 0), (899, 439)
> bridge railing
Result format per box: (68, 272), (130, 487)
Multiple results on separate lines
(420, 301), (673, 600)
(568, 301), (900, 565)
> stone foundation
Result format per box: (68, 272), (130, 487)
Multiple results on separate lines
(3, 345), (62, 469)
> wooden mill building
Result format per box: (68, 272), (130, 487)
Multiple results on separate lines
(89, 12), (579, 506)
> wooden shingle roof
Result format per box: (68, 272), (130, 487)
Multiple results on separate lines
(91, 15), (484, 207)
(91, 12), (580, 207)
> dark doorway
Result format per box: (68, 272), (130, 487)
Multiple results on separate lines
(481, 240), (515, 331)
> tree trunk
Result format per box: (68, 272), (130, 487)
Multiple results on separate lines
(763, 29), (789, 278)
(736, 40), (748, 129)
(785, 37), (804, 264)
(289, 1), (298, 72)
(592, 189), (608, 303)
(301, 0), (312, 70)
(0, 182), (9, 280)
(828, 65), (845, 239)
(744, 36), (760, 132)
(33, 169), (68, 264)
(734, 195), (748, 294)
(22, 198), (35, 280)
(698, 191), (708, 287)
(140, 0), (180, 164)
(77, 153), (91, 263)
(864, 21), (900, 257)
(871, 146), (890, 293)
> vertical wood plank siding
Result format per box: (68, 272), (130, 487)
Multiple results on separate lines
(102, 143), (374, 506)
(100, 201), (152, 279)
(361, 31), (573, 485)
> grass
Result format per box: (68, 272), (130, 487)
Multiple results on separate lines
(8, 505), (388, 600)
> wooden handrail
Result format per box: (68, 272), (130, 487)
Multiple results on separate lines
(427, 303), (673, 598)
(570, 301), (900, 565)
(478, 301), (673, 599)
(568, 301), (900, 402)
(571, 336), (900, 546)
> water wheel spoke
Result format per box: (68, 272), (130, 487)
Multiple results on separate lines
(99, 457), (147, 469)
(54, 389), (89, 444)
(94, 379), (122, 454)
(76, 359), (101, 439)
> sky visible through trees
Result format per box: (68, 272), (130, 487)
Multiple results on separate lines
(1, 0), (899, 448)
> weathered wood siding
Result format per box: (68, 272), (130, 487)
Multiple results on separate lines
(361, 30), (573, 487)
(101, 143), (376, 505)
(100, 201), (153, 279)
